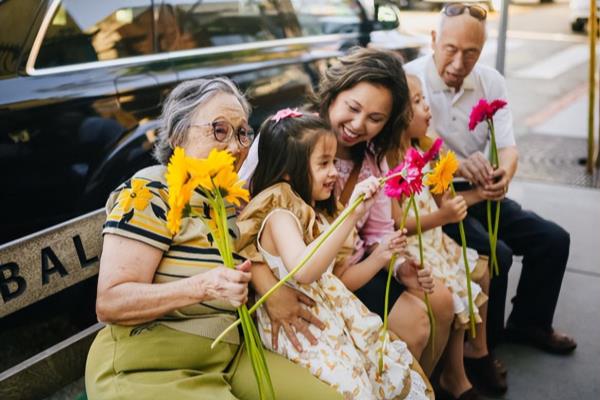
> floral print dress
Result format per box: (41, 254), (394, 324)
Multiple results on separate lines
(237, 183), (432, 400)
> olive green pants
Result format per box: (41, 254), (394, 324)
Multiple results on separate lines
(85, 324), (342, 400)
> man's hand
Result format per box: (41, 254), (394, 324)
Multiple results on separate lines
(262, 285), (325, 352)
(457, 151), (494, 187)
(395, 258), (434, 294)
(480, 167), (509, 201)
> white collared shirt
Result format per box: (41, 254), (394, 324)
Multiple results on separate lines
(404, 55), (515, 160)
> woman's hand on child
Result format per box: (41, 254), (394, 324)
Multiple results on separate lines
(349, 176), (380, 216)
(439, 191), (467, 224)
(262, 284), (325, 352)
(395, 258), (434, 294)
(372, 229), (407, 264)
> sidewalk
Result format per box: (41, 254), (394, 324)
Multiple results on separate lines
(487, 75), (600, 398)
(489, 179), (600, 400)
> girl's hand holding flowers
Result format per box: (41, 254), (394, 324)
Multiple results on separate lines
(371, 229), (408, 265)
(439, 191), (468, 224)
(349, 176), (380, 216)
(395, 259), (434, 294)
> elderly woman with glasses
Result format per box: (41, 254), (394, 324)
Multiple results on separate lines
(85, 77), (343, 400)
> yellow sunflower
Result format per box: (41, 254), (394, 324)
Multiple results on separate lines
(211, 167), (249, 206)
(425, 150), (459, 194)
(186, 149), (236, 192)
(165, 147), (195, 234)
(195, 149), (235, 179)
(118, 178), (152, 213)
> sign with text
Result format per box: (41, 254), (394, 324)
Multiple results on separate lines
(0, 210), (104, 317)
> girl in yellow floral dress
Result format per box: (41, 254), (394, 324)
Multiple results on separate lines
(387, 75), (499, 400)
(237, 111), (433, 400)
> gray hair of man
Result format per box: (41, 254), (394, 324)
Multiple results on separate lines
(153, 77), (251, 165)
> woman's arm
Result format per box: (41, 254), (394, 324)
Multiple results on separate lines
(333, 230), (406, 291)
(96, 234), (251, 325)
(262, 209), (361, 284)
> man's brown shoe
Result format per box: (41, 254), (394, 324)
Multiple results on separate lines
(504, 323), (577, 355)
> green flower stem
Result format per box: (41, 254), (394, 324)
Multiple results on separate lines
(378, 198), (411, 375)
(486, 200), (498, 277)
(450, 183), (477, 338)
(492, 201), (501, 276)
(410, 196), (436, 357)
(486, 120), (501, 278)
(211, 183), (275, 400)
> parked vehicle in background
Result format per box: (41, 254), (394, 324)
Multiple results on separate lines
(570, 0), (600, 32)
(0, 1), (421, 398)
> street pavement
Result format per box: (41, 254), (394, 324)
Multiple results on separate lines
(495, 180), (600, 400)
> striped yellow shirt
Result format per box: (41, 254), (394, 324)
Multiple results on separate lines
(103, 165), (243, 344)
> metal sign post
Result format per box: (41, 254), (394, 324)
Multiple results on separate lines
(589, 0), (597, 172)
(495, 0), (510, 75)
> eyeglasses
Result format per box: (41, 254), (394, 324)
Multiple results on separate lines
(442, 3), (487, 21)
(191, 119), (254, 147)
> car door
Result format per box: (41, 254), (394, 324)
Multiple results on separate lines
(0, 0), (174, 243)
(158, 0), (317, 127)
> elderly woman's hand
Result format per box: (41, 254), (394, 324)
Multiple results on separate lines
(196, 260), (252, 307)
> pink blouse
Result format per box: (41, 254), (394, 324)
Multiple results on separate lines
(335, 153), (395, 265)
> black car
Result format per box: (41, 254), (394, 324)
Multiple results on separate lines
(0, 0), (413, 245)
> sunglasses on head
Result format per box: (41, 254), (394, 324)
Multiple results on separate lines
(442, 3), (487, 21)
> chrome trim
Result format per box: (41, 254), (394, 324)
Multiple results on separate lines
(26, 13), (360, 77)
(25, 0), (61, 75)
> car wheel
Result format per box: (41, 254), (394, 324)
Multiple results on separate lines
(571, 18), (586, 33)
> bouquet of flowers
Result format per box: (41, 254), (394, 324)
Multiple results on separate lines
(469, 98), (508, 277)
(378, 139), (443, 372)
(166, 147), (274, 400)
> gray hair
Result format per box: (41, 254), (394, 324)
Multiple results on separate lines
(153, 77), (251, 164)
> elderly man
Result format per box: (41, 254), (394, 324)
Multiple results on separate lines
(405, 1), (576, 395)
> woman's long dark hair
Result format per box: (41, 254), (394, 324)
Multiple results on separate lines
(250, 113), (337, 215)
(312, 47), (411, 167)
